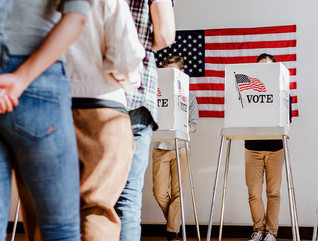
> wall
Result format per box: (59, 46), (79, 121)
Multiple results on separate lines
(141, 0), (318, 226)
(8, 0), (318, 228)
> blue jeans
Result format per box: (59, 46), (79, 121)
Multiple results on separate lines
(0, 56), (80, 241)
(115, 108), (153, 241)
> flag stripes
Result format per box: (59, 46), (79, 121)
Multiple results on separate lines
(155, 25), (298, 118)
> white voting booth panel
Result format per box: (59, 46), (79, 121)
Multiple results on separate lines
(156, 68), (189, 134)
(224, 63), (290, 128)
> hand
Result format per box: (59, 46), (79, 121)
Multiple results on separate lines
(0, 73), (27, 114)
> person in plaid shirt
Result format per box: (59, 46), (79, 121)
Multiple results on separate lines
(115, 0), (176, 240)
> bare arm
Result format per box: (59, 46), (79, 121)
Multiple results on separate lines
(150, 1), (176, 52)
(0, 12), (87, 113)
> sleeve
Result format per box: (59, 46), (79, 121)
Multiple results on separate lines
(151, 0), (174, 6)
(102, 0), (145, 92)
(188, 93), (199, 133)
(58, 0), (93, 16)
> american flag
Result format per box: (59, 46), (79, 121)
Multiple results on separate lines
(155, 25), (298, 118)
(235, 73), (266, 92)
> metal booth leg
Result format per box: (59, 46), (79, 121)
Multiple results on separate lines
(206, 136), (226, 241)
(11, 199), (20, 241)
(218, 139), (232, 241)
(185, 141), (201, 241)
(313, 200), (318, 241)
(283, 135), (300, 241)
(175, 138), (187, 240)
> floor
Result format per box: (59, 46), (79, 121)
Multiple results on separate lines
(5, 234), (309, 241)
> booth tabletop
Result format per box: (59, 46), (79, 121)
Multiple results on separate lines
(221, 127), (289, 140)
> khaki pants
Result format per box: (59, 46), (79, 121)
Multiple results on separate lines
(152, 147), (188, 233)
(245, 149), (284, 236)
(16, 108), (134, 241)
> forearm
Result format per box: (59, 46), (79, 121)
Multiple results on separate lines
(14, 12), (86, 86)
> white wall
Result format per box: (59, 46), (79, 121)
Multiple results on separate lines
(141, 0), (318, 227)
(8, 0), (318, 227)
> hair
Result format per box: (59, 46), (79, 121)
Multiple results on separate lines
(257, 53), (276, 63)
(161, 55), (185, 70)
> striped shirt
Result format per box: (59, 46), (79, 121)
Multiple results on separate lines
(125, 0), (174, 126)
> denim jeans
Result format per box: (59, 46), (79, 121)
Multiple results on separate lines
(0, 56), (80, 241)
(115, 107), (153, 241)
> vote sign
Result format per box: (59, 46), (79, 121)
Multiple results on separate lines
(225, 63), (290, 128)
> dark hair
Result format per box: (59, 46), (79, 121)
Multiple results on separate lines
(257, 53), (276, 63)
(161, 55), (185, 70)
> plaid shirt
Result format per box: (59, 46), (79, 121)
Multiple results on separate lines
(125, 0), (174, 124)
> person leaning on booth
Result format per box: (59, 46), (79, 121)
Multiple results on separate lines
(246, 53), (292, 241)
(152, 56), (199, 241)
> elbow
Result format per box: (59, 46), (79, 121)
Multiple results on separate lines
(153, 29), (176, 51)
(77, 14), (87, 28)
(64, 12), (87, 28)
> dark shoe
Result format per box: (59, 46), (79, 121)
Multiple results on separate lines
(167, 231), (179, 240)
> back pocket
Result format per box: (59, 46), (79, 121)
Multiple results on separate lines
(12, 88), (60, 139)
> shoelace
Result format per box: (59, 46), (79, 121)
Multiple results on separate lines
(251, 232), (262, 241)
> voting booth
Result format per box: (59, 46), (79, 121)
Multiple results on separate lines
(225, 63), (290, 128)
(152, 68), (200, 241)
(206, 63), (300, 241)
(156, 68), (189, 134)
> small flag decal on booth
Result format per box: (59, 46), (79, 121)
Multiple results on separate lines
(235, 73), (266, 92)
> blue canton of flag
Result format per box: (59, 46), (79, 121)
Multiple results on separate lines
(155, 30), (205, 77)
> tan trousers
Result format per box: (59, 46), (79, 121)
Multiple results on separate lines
(152, 147), (188, 233)
(245, 149), (284, 236)
(16, 108), (134, 241)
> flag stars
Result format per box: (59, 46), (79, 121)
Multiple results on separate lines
(198, 44), (202, 47)
(193, 39), (197, 43)
(183, 48), (187, 52)
(193, 48), (197, 52)
(178, 44), (182, 48)
(184, 65), (188, 69)
(178, 35), (182, 39)
(199, 69), (203, 72)
(173, 48), (177, 52)
(198, 35), (202, 39)
(163, 49), (167, 53)
(183, 39), (187, 43)
(188, 44), (192, 47)
(198, 52), (202, 55)
(188, 35), (192, 39)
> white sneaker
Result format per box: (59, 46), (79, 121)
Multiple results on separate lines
(264, 234), (276, 241)
(249, 231), (263, 241)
